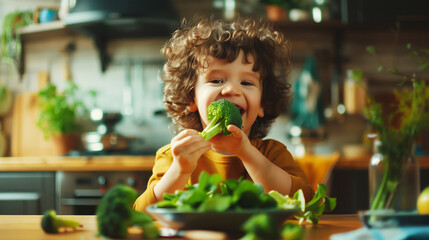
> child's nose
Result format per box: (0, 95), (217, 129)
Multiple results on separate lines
(221, 82), (241, 96)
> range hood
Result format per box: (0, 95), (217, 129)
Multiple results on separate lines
(64, 0), (180, 72)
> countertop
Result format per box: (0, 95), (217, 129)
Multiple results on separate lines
(0, 155), (155, 172)
(0, 214), (363, 240)
(0, 155), (428, 172)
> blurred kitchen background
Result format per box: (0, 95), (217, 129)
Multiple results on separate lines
(1, 0), (427, 158)
(0, 0), (428, 214)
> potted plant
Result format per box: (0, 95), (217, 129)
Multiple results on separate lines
(1, 10), (33, 69)
(261, 0), (313, 21)
(260, 0), (288, 21)
(37, 81), (92, 154)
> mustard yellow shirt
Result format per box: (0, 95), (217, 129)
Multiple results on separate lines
(133, 138), (314, 212)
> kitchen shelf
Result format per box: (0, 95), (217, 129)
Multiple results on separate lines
(18, 21), (77, 41)
(16, 20), (347, 75)
(272, 19), (346, 32)
(18, 20), (346, 39)
(16, 21), (78, 76)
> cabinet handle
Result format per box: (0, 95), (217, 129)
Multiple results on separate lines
(0, 192), (39, 201)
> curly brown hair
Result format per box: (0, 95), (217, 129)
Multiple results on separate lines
(161, 16), (291, 138)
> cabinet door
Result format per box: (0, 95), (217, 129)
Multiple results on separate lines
(0, 172), (55, 214)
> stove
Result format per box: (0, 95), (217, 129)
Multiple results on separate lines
(56, 171), (151, 215)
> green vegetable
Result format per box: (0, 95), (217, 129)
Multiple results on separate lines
(156, 171), (276, 211)
(240, 214), (280, 240)
(240, 216), (304, 240)
(199, 99), (242, 141)
(96, 184), (159, 239)
(41, 209), (81, 233)
(269, 183), (336, 224)
(281, 223), (304, 240)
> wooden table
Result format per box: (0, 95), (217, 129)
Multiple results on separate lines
(0, 214), (363, 240)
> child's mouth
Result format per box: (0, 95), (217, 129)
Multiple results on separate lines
(237, 106), (245, 116)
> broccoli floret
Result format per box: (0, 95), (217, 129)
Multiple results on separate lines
(96, 184), (159, 239)
(281, 223), (304, 240)
(41, 209), (81, 233)
(199, 99), (242, 141)
(240, 214), (280, 240)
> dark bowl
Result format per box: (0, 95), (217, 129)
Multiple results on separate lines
(146, 205), (299, 234)
(359, 210), (429, 228)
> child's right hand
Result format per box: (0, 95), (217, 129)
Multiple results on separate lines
(170, 129), (211, 174)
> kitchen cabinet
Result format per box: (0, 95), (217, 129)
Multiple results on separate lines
(329, 168), (429, 214)
(0, 156), (155, 215)
(0, 172), (55, 215)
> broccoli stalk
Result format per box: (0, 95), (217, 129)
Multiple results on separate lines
(96, 184), (159, 239)
(41, 209), (81, 233)
(199, 99), (242, 141)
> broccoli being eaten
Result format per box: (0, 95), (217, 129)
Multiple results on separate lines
(96, 184), (159, 239)
(199, 99), (242, 141)
(41, 209), (81, 233)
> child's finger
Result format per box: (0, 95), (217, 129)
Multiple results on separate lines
(227, 125), (242, 137)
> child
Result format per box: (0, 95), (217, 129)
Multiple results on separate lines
(134, 17), (314, 212)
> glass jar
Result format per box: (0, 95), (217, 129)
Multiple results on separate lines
(369, 140), (420, 211)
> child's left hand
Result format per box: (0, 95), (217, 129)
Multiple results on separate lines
(209, 124), (250, 156)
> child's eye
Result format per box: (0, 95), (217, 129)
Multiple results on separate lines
(209, 79), (223, 84)
(241, 81), (254, 86)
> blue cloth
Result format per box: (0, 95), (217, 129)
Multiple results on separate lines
(330, 227), (429, 240)
(290, 57), (324, 129)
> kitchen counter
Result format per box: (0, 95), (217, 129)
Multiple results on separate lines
(0, 214), (362, 240)
(0, 156), (155, 172)
(0, 155), (428, 172)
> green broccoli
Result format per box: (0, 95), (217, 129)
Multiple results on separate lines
(240, 213), (280, 240)
(281, 223), (304, 240)
(199, 99), (242, 141)
(96, 184), (159, 239)
(41, 209), (81, 233)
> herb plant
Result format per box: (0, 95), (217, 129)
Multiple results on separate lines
(37, 81), (92, 139)
(355, 44), (429, 210)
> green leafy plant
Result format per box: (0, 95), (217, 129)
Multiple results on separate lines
(354, 43), (429, 210)
(1, 10), (33, 68)
(155, 171), (277, 211)
(269, 184), (336, 224)
(37, 81), (93, 139)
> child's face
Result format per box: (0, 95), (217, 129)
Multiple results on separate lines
(190, 51), (264, 136)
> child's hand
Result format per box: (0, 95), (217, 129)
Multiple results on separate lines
(170, 129), (211, 174)
(209, 124), (250, 156)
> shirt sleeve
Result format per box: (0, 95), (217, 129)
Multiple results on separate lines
(133, 145), (173, 212)
(256, 139), (315, 202)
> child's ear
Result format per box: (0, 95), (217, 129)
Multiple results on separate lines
(258, 107), (264, 118)
(188, 101), (198, 112)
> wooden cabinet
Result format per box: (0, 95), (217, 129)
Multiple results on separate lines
(0, 172), (55, 214)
